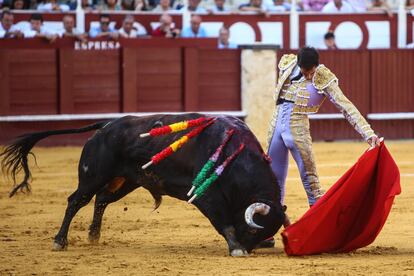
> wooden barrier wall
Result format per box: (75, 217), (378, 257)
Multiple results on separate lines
(0, 38), (241, 117)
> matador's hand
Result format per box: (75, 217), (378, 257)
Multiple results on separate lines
(367, 135), (382, 147)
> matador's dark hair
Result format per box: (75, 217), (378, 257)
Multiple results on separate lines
(297, 46), (319, 70)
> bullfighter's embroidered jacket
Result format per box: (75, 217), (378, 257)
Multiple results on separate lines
(267, 54), (375, 145)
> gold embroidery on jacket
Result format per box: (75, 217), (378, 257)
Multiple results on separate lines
(278, 54), (297, 71)
(312, 65), (338, 91)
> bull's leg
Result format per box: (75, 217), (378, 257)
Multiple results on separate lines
(53, 189), (95, 251)
(88, 178), (140, 244)
(88, 197), (108, 244)
(222, 226), (248, 257)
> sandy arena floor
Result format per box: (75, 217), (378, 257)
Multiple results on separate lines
(0, 141), (413, 275)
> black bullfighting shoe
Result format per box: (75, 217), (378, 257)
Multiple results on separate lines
(256, 237), (275, 248)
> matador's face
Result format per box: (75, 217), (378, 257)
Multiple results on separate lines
(300, 66), (317, 80)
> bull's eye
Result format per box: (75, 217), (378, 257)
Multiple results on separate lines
(248, 228), (257, 234)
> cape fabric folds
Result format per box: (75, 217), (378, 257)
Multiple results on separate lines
(281, 143), (401, 256)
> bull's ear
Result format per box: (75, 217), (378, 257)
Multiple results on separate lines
(283, 205), (287, 212)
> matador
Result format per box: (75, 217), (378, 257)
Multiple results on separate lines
(267, 47), (381, 207)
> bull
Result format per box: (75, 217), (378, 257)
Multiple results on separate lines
(1, 114), (285, 256)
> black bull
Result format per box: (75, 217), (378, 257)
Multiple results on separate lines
(1, 114), (285, 256)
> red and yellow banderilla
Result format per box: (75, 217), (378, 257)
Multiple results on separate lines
(141, 118), (216, 169)
(139, 117), (208, 138)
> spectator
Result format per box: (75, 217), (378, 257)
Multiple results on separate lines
(118, 15), (146, 38)
(368, 0), (393, 17)
(266, 0), (288, 11)
(179, 0), (207, 12)
(81, 0), (95, 10)
(23, 13), (58, 41)
(239, 0), (266, 13)
(37, 0), (70, 12)
(89, 14), (118, 39)
(321, 0), (354, 12)
(103, 0), (122, 10)
(217, 26), (237, 48)
(146, 0), (158, 9)
(346, 0), (367, 11)
(152, 13), (180, 37)
(302, 0), (329, 11)
(11, 0), (27, 9)
(60, 14), (87, 41)
(152, 0), (172, 11)
(208, 0), (231, 12)
(0, 10), (23, 38)
(134, 0), (149, 10)
(172, 0), (185, 9)
(323, 31), (337, 49)
(120, 0), (134, 9)
(69, 0), (94, 11)
(181, 14), (207, 37)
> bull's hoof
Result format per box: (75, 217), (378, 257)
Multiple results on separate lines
(230, 249), (248, 257)
(52, 241), (68, 251)
(88, 232), (100, 244)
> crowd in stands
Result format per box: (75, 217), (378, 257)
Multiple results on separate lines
(0, 10), (240, 48)
(1, 0), (413, 48)
(0, 0), (413, 14)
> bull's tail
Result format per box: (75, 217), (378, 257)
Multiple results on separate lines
(0, 121), (110, 197)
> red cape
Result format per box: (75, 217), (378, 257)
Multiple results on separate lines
(281, 142), (401, 256)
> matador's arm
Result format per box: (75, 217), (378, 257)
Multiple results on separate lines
(314, 65), (376, 141)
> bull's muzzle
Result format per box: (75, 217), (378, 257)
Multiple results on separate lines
(244, 202), (271, 229)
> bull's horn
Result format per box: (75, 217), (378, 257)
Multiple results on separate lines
(244, 202), (271, 229)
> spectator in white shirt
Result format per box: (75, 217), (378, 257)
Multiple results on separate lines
(208, 0), (231, 12)
(0, 10), (23, 38)
(239, 0), (267, 15)
(321, 0), (354, 12)
(346, 0), (367, 11)
(152, 0), (173, 11)
(37, 0), (70, 12)
(179, 0), (207, 12)
(24, 13), (58, 42)
(267, 0), (289, 11)
(59, 14), (87, 41)
(118, 15), (147, 38)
